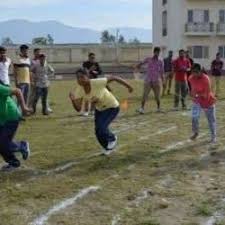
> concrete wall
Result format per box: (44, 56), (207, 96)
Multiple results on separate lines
(6, 44), (153, 71)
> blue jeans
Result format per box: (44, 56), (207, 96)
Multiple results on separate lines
(17, 83), (30, 104)
(0, 121), (21, 167)
(95, 107), (120, 150)
(192, 103), (217, 139)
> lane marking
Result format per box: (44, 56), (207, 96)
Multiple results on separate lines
(30, 186), (100, 225)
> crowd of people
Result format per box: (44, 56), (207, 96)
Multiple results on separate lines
(0, 44), (223, 171)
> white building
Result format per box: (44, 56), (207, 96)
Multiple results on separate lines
(153, 0), (225, 69)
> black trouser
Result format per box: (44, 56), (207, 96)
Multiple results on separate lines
(33, 87), (48, 114)
(0, 121), (21, 167)
(174, 81), (188, 108)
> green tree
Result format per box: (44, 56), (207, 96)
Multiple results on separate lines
(101, 30), (110, 43)
(47, 34), (54, 45)
(1, 37), (14, 46)
(129, 38), (140, 44)
(32, 37), (48, 45)
(118, 35), (126, 44)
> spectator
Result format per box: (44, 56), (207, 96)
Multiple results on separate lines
(0, 46), (11, 86)
(173, 49), (191, 110)
(136, 47), (164, 114)
(211, 53), (224, 98)
(14, 45), (31, 105)
(83, 53), (102, 79)
(31, 54), (54, 115)
(162, 50), (173, 96)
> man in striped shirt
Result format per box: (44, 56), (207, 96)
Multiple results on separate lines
(14, 45), (31, 105)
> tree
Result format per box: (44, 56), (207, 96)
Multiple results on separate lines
(129, 38), (140, 44)
(101, 30), (117, 43)
(32, 37), (48, 45)
(118, 35), (126, 44)
(109, 35), (116, 43)
(101, 30), (110, 43)
(1, 37), (14, 46)
(47, 34), (54, 45)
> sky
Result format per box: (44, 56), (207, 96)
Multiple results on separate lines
(0, 0), (152, 30)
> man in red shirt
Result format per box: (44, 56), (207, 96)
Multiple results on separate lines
(173, 49), (191, 110)
(189, 63), (217, 144)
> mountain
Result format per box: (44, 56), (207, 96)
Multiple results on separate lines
(0, 19), (152, 44)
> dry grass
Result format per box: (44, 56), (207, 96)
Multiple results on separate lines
(0, 79), (225, 225)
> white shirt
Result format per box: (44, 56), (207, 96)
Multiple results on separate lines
(0, 57), (11, 85)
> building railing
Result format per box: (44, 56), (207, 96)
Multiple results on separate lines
(217, 23), (225, 33)
(185, 22), (214, 33)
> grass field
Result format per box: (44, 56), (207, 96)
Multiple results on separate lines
(1, 79), (225, 225)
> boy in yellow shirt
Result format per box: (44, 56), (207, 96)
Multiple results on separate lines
(69, 68), (133, 155)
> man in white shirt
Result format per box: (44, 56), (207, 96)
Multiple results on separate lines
(0, 46), (11, 85)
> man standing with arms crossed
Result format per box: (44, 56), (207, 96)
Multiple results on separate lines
(136, 47), (164, 114)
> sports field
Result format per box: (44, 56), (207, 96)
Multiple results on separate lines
(1, 79), (225, 225)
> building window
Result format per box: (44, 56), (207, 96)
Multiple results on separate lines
(219, 10), (225, 23)
(187, 46), (209, 59)
(188, 9), (209, 23)
(219, 46), (225, 58)
(162, 10), (167, 36)
(162, 0), (167, 5)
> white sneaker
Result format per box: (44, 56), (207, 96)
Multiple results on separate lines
(102, 148), (116, 156)
(82, 112), (89, 117)
(136, 108), (144, 114)
(47, 108), (53, 113)
(107, 136), (118, 150)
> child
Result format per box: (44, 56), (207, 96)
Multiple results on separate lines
(0, 83), (31, 172)
(189, 63), (217, 144)
(69, 68), (133, 155)
(31, 54), (54, 115)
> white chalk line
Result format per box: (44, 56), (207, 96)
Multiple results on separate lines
(204, 198), (225, 225)
(139, 126), (177, 141)
(159, 133), (207, 154)
(132, 189), (150, 207)
(111, 215), (121, 225)
(30, 186), (100, 225)
(45, 125), (177, 175)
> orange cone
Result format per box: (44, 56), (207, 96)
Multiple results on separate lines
(121, 99), (128, 111)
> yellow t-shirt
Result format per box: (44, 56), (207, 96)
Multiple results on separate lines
(75, 78), (119, 111)
(14, 56), (31, 84)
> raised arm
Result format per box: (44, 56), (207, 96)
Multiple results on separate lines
(107, 75), (133, 93)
